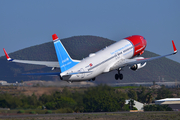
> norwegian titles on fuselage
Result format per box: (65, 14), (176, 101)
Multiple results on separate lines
(3, 34), (177, 82)
(110, 42), (132, 55)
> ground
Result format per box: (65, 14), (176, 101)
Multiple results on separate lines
(0, 111), (180, 120)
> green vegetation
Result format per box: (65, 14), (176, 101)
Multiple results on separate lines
(29, 111), (36, 114)
(114, 86), (139, 89)
(83, 85), (127, 112)
(17, 110), (25, 113)
(156, 85), (173, 99)
(0, 85), (178, 113)
(144, 105), (172, 111)
(45, 110), (52, 114)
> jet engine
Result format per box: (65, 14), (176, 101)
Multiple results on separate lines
(130, 62), (146, 71)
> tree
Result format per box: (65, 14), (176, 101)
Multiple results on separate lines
(156, 85), (173, 99)
(0, 99), (8, 108)
(144, 104), (172, 111)
(56, 97), (77, 109)
(128, 89), (138, 100)
(137, 86), (147, 103)
(83, 84), (126, 112)
(128, 99), (135, 110)
(61, 87), (72, 97)
(145, 92), (153, 104)
(26, 93), (41, 108)
(39, 94), (53, 104)
(71, 91), (84, 112)
(45, 102), (56, 109)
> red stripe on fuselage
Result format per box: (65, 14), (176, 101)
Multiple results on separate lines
(125, 35), (147, 57)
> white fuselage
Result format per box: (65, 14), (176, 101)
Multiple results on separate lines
(4, 34), (177, 82)
(61, 39), (134, 81)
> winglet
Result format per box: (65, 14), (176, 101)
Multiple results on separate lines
(172, 40), (177, 54)
(3, 48), (13, 61)
(52, 34), (59, 41)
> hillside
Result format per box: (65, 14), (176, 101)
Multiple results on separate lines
(0, 35), (180, 83)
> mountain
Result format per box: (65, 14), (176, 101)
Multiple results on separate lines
(0, 36), (180, 84)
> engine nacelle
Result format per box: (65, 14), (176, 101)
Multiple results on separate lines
(89, 53), (96, 57)
(130, 62), (146, 71)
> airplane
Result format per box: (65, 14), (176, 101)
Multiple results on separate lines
(3, 34), (178, 83)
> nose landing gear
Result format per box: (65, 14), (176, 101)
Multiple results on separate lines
(115, 68), (123, 80)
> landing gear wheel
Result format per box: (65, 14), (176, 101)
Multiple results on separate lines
(92, 78), (96, 81)
(119, 74), (123, 80)
(115, 68), (123, 80)
(115, 74), (119, 80)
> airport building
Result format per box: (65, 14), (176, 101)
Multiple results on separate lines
(0, 81), (20, 86)
(155, 98), (180, 111)
(125, 99), (144, 110)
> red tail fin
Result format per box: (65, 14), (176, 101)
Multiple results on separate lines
(52, 34), (59, 41)
(172, 40), (177, 53)
(3, 48), (10, 59)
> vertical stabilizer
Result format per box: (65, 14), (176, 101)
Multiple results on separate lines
(52, 34), (80, 72)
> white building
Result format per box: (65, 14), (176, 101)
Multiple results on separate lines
(0, 81), (19, 86)
(125, 99), (144, 110)
(0, 81), (8, 85)
(155, 98), (180, 111)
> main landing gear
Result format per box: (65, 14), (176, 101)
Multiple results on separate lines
(115, 68), (123, 80)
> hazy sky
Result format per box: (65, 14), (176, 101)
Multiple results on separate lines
(1, 0), (180, 63)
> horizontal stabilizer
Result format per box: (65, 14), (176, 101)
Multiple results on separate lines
(23, 71), (92, 77)
(3, 48), (60, 68)
(23, 72), (60, 76)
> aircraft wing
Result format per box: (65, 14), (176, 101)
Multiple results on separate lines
(112, 40), (178, 69)
(124, 40), (177, 66)
(23, 72), (61, 76)
(3, 48), (60, 68)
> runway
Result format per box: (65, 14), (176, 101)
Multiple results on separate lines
(0, 111), (179, 120)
